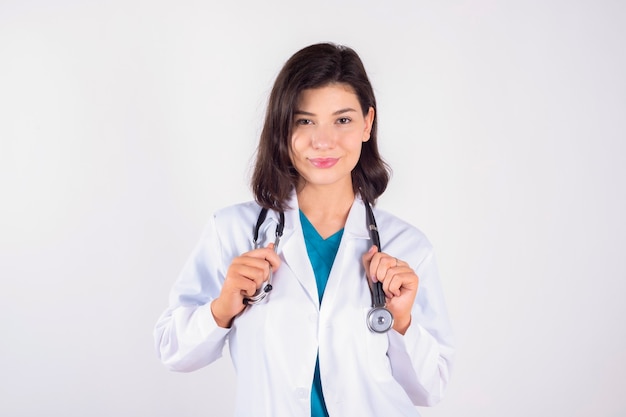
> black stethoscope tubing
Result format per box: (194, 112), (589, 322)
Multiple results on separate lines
(363, 200), (395, 333)
(244, 202), (394, 333)
(242, 208), (284, 305)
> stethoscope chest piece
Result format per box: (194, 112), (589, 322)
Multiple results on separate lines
(367, 306), (394, 333)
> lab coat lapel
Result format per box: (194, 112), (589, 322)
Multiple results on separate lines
(277, 192), (320, 307)
(320, 197), (370, 310)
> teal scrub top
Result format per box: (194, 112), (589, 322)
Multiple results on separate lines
(300, 211), (344, 417)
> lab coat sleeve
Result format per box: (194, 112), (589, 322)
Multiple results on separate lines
(386, 250), (455, 406)
(154, 213), (232, 372)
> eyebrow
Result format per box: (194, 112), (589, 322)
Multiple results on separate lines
(294, 107), (359, 116)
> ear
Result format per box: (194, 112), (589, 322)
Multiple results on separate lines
(363, 107), (375, 142)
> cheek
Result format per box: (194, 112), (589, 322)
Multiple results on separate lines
(289, 139), (301, 163)
(347, 136), (365, 154)
(289, 138), (307, 172)
(291, 131), (314, 158)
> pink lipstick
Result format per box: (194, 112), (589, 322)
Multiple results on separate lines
(309, 158), (339, 168)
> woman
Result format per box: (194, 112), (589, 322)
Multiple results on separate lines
(154, 43), (454, 416)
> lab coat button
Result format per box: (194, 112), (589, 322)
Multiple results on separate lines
(294, 387), (308, 399)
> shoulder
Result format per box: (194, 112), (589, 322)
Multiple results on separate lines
(212, 200), (262, 225)
(200, 200), (264, 241)
(371, 206), (434, 263)
(372, 206), (431, 244)
(200, 201), (265, 254)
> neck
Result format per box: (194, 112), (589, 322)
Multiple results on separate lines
(296, 183), (355, 239)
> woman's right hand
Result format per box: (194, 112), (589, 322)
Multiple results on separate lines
(210, 243), (281, 328)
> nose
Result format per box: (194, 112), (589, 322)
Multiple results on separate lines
(311, 125), (335, 150)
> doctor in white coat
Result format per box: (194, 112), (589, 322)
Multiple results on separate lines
(154, 43), (454, 417)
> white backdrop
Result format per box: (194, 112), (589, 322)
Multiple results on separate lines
(1, 0), (625, 416)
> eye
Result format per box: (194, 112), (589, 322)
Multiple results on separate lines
(337, 117), (351, 124)
(295, 118), (313, 125)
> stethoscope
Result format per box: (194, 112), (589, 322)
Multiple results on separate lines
(243, 201), (394, 333)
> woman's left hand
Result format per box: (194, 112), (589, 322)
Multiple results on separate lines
(362, 246), (419, 334)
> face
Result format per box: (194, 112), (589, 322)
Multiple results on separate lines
(290, 83), (374, 193)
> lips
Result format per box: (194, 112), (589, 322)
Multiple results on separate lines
(309, 157), (339, 168)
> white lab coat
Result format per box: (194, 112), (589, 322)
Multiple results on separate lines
(154, 192), (454, 417)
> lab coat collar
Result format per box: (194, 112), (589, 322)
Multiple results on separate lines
(268, 190), (371, 308)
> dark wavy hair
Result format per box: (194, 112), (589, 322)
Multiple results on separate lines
(251, 43), (390, 211)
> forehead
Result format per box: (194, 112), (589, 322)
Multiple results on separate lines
(296, 83), (361, 111)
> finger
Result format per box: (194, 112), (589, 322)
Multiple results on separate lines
(234, 274), (260, 297)
(372, 254), (398, 285)
(264, 247), (281, 272)
(224, 258), (269, 296)
(241, 245), (281, 272)
(376, 256), (410, 296)
(380, 267), (401, 297)
(386, 269), (419, 298)
(241, 263), (270, 285)
(231, 256), (271, 276)
(385, 270), (407, 297)
(234, 254), (278, 278)
(370, 249), (394, 283)
(395, 258), (408, 268)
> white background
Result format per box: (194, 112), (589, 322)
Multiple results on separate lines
(1, 0), (625, 416)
